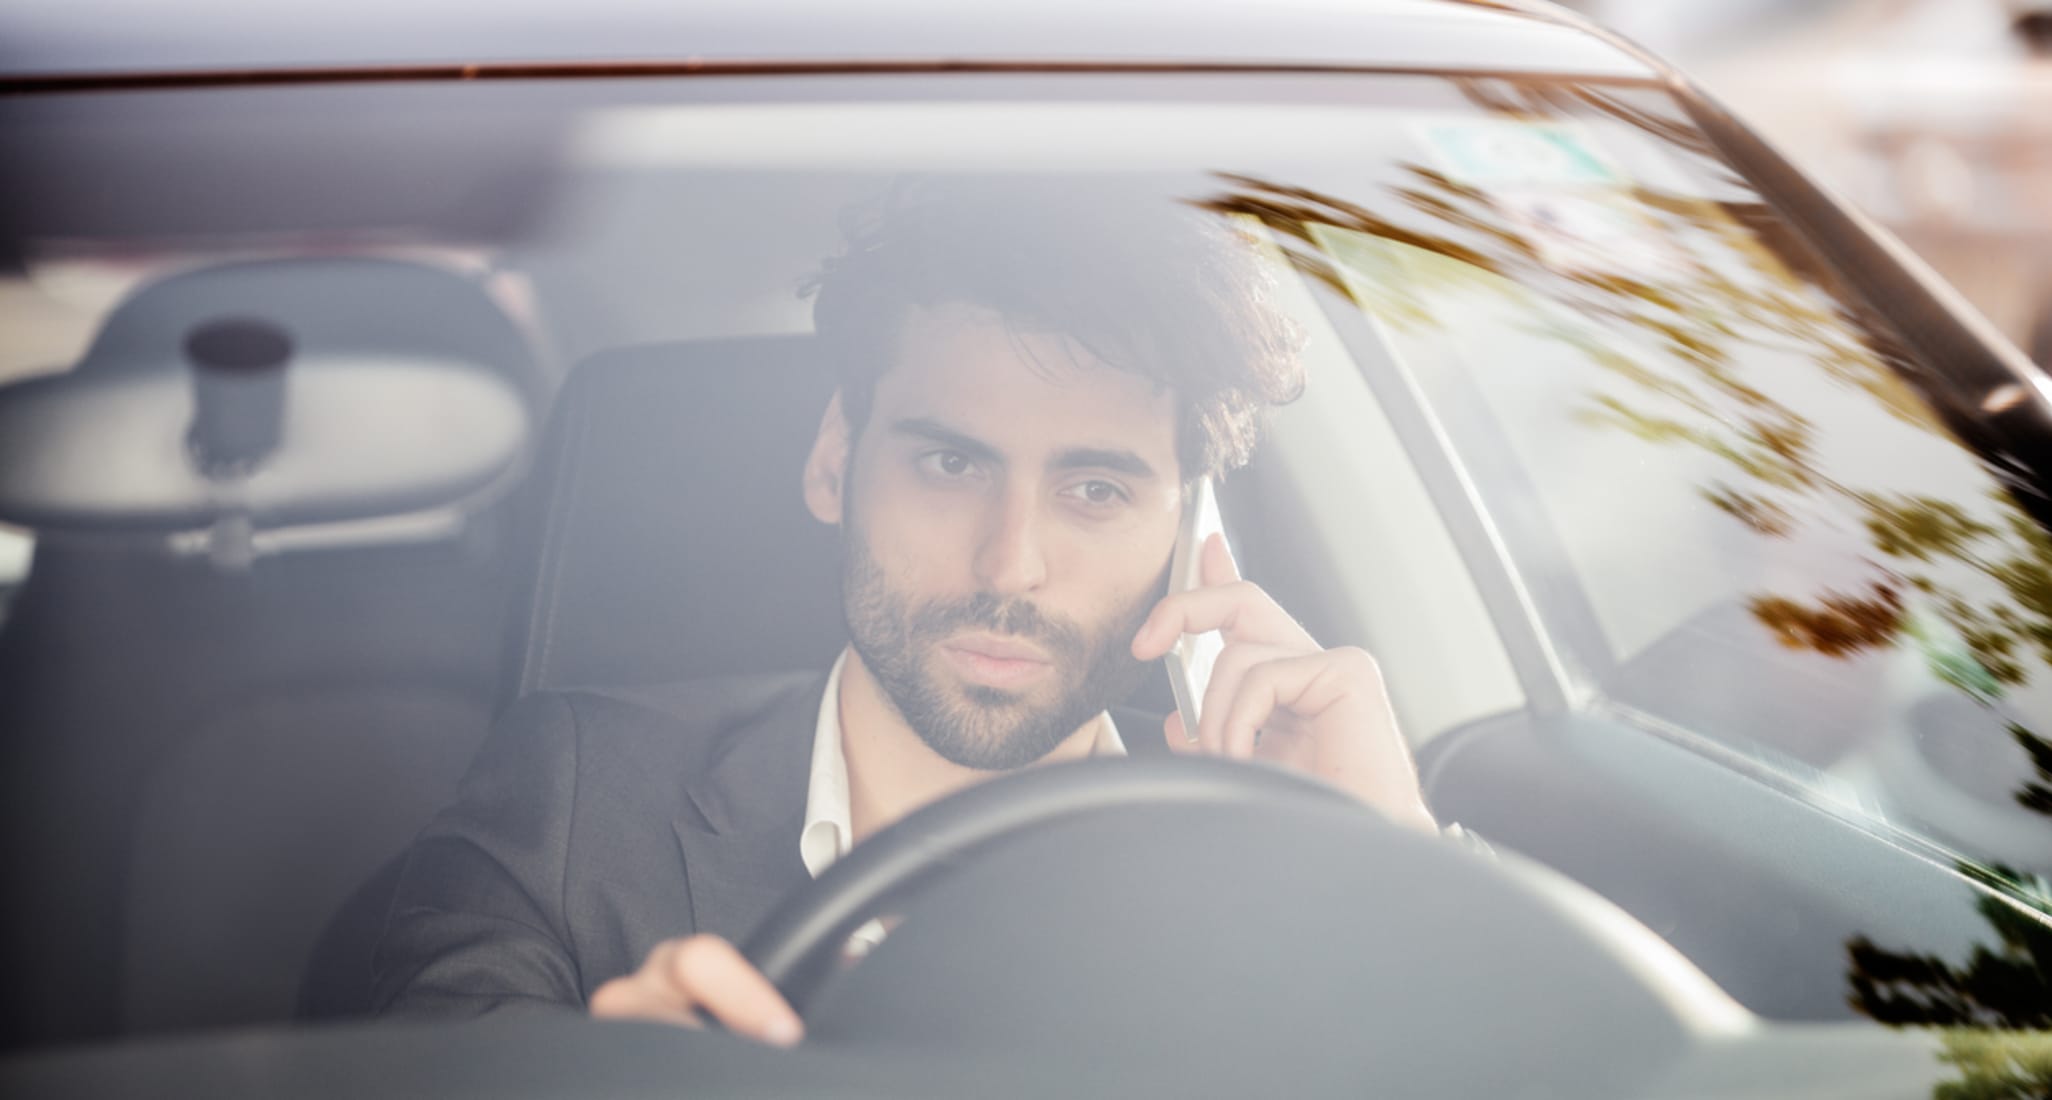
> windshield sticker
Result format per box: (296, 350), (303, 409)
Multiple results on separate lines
(1490, 187), (1691, 280)
(1419, 121), (1620, 188)
(1414, 121), (1685, 280)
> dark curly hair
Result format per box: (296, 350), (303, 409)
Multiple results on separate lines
(806, 178), (1304, 481)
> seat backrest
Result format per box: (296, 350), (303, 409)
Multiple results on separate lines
(0, 257), (538, 1048)
(300, 336), (850, 1020)
(505, 336), (847, 698)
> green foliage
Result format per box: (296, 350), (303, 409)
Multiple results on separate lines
(1933, 1029), (2052, 1100)
(1867, 497), (2000, 565)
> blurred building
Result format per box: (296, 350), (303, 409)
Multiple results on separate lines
(1567, 0), (2052, 365)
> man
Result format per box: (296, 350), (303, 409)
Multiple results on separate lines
(372, 181), (1437, 1045)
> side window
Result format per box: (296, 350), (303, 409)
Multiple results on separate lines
(1206, 83), (2052, 874)
(1230, 221), (1526, 748)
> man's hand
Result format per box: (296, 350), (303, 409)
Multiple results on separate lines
(1131, 533), (1438, 835)
(588, 933), (803, 1046)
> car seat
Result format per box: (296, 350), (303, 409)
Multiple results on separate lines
(297, 334), (849, 1018)
(500, 335), (847, 698)
(0, 257), (540, 1048)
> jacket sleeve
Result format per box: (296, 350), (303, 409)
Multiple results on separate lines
(372, 692), (588, 1018)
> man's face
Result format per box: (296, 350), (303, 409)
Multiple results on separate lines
(822, 301), (1184, 770)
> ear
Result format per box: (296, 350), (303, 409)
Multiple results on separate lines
(803, 390), (853, 526)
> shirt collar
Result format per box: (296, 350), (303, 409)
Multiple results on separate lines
(798, 652), (855, 880)
(799, 649), (1126, 878)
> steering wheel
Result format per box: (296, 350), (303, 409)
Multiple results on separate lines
(741, 754), (1362, 1010)
(739, 755), (1750, 1091)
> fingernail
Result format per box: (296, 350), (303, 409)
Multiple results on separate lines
(763, 1018), (802, 1047)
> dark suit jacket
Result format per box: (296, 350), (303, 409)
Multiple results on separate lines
(372, 672), (827, 1017)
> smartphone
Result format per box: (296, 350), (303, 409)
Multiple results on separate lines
(1164, 478), (1228, 741)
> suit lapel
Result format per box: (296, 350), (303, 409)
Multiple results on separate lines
(670, 674), (824, 942)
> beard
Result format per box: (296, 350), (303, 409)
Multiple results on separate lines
(841, 525), (1163, 772)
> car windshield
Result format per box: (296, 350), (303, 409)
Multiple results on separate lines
(3, 69), (2048, 1073)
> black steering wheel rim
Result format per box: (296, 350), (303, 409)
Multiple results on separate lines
(738, 754), (1365, 1011)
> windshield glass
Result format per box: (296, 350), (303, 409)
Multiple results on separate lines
(2, 71), (2047, 1070)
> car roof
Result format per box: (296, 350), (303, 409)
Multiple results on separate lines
(0, 0), (1655, 83)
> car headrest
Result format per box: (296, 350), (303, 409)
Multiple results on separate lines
(0, 257), (538, 542)
(507, 336), (847, 696)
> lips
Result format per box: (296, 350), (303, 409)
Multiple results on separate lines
(947, 633), (1050, 662)
(940, 633), (1053, 690)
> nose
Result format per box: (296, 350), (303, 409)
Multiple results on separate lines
(971, 483), (1049, 595)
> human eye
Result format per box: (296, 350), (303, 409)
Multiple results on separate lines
(1061, 479), (1132, 510)
(915, 449), (980, 481)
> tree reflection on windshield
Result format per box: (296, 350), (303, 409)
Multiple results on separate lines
(1925, 1029), (2052, 1100)
(1198, 160), (2052, 829)
(1191, 74), (2051, 1093)
(1848, 862), (2051, 1030)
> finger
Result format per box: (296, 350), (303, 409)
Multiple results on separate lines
(1215, 652), (1356, 760)
(596, 938), (699, 1016)
(589, 972), (703, 1028)
(1198, 531), (1242, 588)
(666, 935), (804, 1047)
(1130, 581), (1309, 661)
(1195, 641), (1296, 758)
(590, 939), (706, 1025)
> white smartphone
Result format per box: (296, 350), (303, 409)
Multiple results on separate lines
(1164, 478), (1228, 740)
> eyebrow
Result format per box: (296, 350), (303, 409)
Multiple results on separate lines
(1051, 446), (1159, 480)
(891, 417), (1004, 467)
(889, 416), (1161, 481)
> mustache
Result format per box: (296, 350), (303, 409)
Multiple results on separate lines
(910, 591), (1086, 659)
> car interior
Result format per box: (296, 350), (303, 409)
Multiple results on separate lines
(0, 71), (2044, 1065)
(0, 255), (541, 1046)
